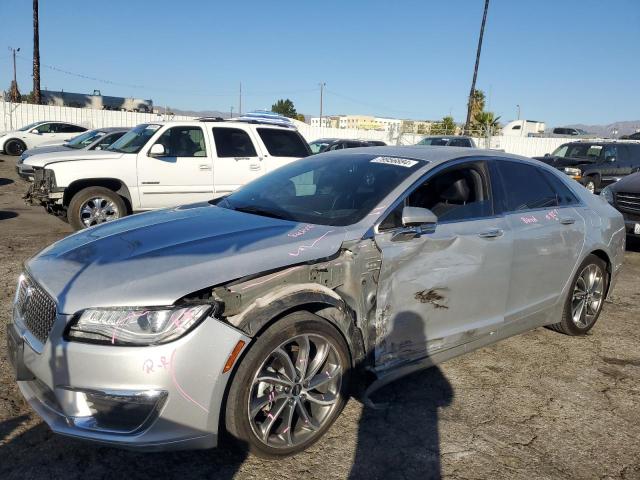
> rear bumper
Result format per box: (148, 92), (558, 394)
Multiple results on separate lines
(11, 310), (251, 451)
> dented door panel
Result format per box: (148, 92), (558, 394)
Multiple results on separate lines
(373, 217), (512, 370)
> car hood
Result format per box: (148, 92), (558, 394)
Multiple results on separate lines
(23, 149), (124, 167)
(533, 155), (594, 168)
(22, 145), (76, 158)
(27, 204), (348, 314)
(610, 171), (640, 193)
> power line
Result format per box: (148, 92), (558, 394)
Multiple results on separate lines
(324, 89), (426, 118)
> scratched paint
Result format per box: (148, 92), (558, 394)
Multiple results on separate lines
(520, 215), (538, 225)
(414, 289), (449, 309)
(289, 231), (333, 257)
(545, 209), (559, 221)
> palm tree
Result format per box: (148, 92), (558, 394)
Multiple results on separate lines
(469, 89), (485, 124)
(33, 0), (41, 104)
(473, 111), (501, 136)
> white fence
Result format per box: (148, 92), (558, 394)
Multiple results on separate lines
(1, 101), (574, 158)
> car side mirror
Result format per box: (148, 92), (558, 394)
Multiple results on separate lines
(391, 206), (437, 242)
(544, 153), (550, 157)
(606, 156), (616, 163)
(30, 129), (40, 135)
(148, 143), (166, 157)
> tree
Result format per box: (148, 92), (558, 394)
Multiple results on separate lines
(469, 89), (485, 123)
(33, 0), (41, 104)
(430, 116), (457, 135)
(473, 111), (501, 136)
(271, 99), (298, 119)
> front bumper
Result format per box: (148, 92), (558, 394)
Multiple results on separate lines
(16, 163), (34, 181)
(10, 309), (250, 451)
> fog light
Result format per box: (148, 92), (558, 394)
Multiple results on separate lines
(60, 388), (167, 434)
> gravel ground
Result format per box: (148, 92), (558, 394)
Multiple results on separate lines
(0, 153), (639, 480)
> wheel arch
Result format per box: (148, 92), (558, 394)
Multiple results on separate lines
(63, 178), (133, 213)
(589, 248), (612, 295)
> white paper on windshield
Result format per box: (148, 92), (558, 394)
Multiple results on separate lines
(370, 156), (418, 168)
(145, 125), (160, 131)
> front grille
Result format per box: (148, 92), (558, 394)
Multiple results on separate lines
(615, 192), (640, 214)
(15, 273), (57, 344)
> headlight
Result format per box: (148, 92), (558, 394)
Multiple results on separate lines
(563, 167), (582, 177)
(67, 304), (213, 345)
(600, 186), (614, 204)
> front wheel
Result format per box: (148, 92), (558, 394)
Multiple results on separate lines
(67, 186), (127, 230)
(225, 311), (350, 457)
(583, 176), (598, 194)
(549, 254), (608, 335)
(4, 139), (26, 156)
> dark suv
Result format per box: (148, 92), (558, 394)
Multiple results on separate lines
(601, 172), (640, 236)
(534, 141), (640, 193)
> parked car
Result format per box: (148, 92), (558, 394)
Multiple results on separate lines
(416, 136), (476, 147)
(601, 171), (640, 236)
(552, 127), (589, 136)
(620, 131), (640, 140)
(17, 128), (128, 180)
(534, 141), (640, 193)
(24, 119), (311, 230)
(0, 121), (87, 156)
(308, 138), (386, 154)
(9, 146), (624, 457)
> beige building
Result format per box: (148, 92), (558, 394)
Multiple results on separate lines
(311, 115), (434, 134)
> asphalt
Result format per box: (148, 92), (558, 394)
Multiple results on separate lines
(0, 153), (639, 479)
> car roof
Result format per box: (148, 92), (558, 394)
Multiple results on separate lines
(148, 119), (294, 131)
(330, 145), (529, 165)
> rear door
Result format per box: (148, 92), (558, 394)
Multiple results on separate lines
(254, 127), (311, 174)
(211, 126), (263, 196)
(374, 159), (512, 368)
(598, 145), (626, 185)
(137, 125), (213, 208)
(492, 160), (585, 329)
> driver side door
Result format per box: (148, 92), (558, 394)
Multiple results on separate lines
(373, 159), (512, 369)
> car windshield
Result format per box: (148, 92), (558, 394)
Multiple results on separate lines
(218, 153), (424, 226)
(18, 122), (42, 131)
(107, 124), (160, 153)
(65, 130), (105, 149)
(552, 144), (602, 161)
(419, 137), (449, 146)
(309, 140), (331, 154)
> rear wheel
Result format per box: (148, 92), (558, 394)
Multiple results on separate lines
(225, 311), (350, 457)
(584, 176), (598, 194)
(4, 139), (26, 156)
(67, 186), (127, 230)
(549, 254), (607, 335)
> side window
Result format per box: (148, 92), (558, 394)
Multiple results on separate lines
(256, 128), (310, 157)
(58, 124), (86, 133)
(212, 128), (257, 157)
(156, 127), (207, 157)
(379, 162), (493, 230)
(449, 138), (470, 147)
(540, 170), (579, 206)
(602, 145), (617, 163)
(495, 161), (559, 212)
(35, 123), (53, 133)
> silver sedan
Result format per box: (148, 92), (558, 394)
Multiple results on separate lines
(9, 146), (625, 457)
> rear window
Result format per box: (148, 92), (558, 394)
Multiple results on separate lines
(257, 128), (310, 157)
(212, 128), (257, 157)
(495, 161), (559, 212)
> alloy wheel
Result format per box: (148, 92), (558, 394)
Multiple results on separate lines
(571, 264), (604, 328)
(248, 333), (343, 449)
(585, 181), (596, 194)
(79, 196), (120, 227)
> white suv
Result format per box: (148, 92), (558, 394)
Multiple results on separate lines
(0, 121), (87, 155)
(24, 118), (311, 229)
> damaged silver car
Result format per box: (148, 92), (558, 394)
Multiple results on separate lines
(8, 146), (625, 457)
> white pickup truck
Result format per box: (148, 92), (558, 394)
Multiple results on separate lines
(24, 118), (311, 230)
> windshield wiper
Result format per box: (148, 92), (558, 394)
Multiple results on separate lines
(233, 205), (289, 220)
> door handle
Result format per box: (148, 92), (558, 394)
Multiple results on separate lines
(199, 164), (212, 171)
(249, 164), (261, 171)
(478, 229), (504, 239)
(234, 157), (251, 161)
(559, 217), (576, 225)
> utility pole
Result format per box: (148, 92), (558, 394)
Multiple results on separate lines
(230, 106), (233, 118)
(516, 104), (521, 120)
(33, 0), (41, 104)
(9, 47), (21, 103)
(464, 0), (490, 134)
(239, 82), (242, 116)
(319, 82), (326, 128)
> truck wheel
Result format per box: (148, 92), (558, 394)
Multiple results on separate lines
(4, 139), (27, 156)
(225, 311), (351, 457)
(67, 187), (127, 230)
(584, 176), (598, 194)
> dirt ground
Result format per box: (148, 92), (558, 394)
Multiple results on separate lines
(0, 152), (639, 480)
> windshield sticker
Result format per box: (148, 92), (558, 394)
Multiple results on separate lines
(145, 125), (160, 131)
(370, 156), (418, 168)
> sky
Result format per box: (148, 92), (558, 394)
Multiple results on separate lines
(1, 0), (639, 126)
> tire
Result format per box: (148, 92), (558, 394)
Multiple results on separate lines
(67, 186), (127, 230)
(225, 311), (351, 458)
(549, 254), (608, 335)
(583, 176), (599, 194)
(4, 139), (27, 156)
